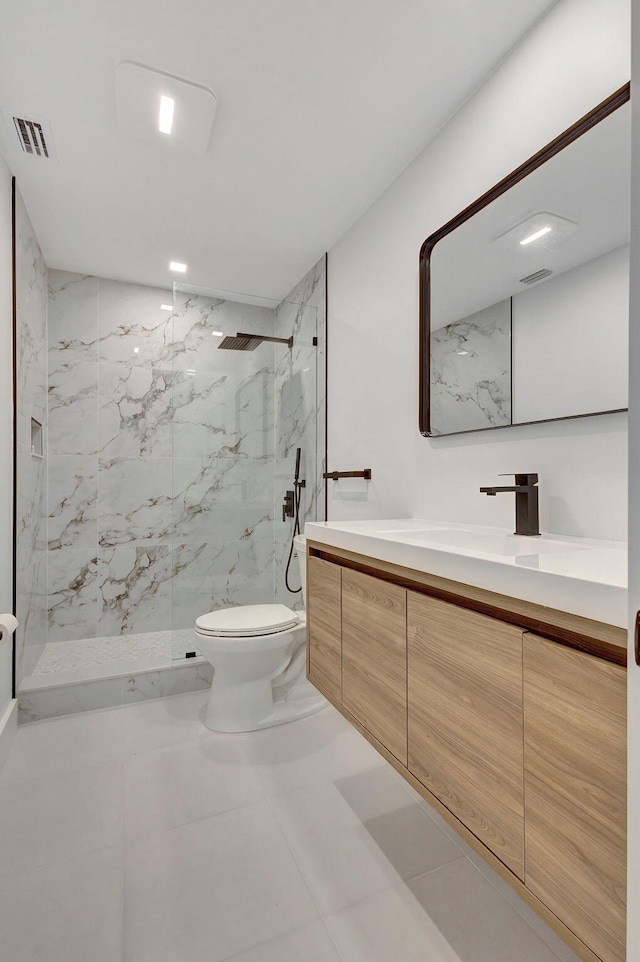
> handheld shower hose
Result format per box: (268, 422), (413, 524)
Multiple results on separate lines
(285, 447), (304, 593)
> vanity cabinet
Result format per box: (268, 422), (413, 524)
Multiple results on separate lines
(342, 569), (407, 765)
(307, 556), (342, 702)
(523, 634), (626, 962)
(305, 542), (627, 962)
(407, 592), (525, 878)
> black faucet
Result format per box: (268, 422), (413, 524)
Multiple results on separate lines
(479, 473), (540, 537)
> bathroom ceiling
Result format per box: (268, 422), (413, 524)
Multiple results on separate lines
(0, 0), (558, 301)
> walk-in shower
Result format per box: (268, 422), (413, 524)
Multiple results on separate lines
(13, 196), (326, 718)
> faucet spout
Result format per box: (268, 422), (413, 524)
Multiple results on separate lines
(479, 473), (540, 536)
(479, 485), (520, 495)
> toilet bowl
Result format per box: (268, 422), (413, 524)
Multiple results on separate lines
(194, 535), (327, 732)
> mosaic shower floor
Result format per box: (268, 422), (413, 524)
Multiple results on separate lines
(34, 629), (197, 674)
(21, 629), (204, 694)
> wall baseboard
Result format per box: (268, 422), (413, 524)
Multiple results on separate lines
(0, 699), (17, 774)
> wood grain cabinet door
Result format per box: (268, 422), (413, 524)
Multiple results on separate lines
(341, 569), (407, 765)
(407, 592), (525, 878)
(307, 556), (342, 702)
(523, 633), (626, 962)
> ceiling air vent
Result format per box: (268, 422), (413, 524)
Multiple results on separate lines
(1, 109), (56, 161)
(519, 268), (553, 286)
(13, 116), (49, 157)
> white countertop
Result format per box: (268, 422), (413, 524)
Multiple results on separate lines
(304, 519), (628, 630)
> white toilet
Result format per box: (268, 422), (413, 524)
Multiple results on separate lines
(194, 534), (327, 732)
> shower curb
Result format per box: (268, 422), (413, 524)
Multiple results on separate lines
(17, 660), (213, 723)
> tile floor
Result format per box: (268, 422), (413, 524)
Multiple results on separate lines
(0, 692), (582, 962)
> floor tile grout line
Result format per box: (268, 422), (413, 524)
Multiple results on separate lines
(263, 791), (331, 923)
(122, 792), (270, 849)
(0, 840), (125, 886)
(387, 775), (582, 961)
(266, 781), (469, 923)
(0, 753), (124, 794)
(216, 918), (333, 962)
(320, 915), (350, 962)
(458, 854), (582, 962)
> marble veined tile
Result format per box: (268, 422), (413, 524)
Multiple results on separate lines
(430, 299), (511, 434)
(16, 190), (48, 443)
(99, 361), (174, 458)
(172, 364), (274, 460)
(274, 453), (317, 540)
(171, 539), (275, 628)
(19, 678), (125, 723)
(122, 663), (212, 703)
(98, 544), (173, 635)
(48, 455), (98, 550)
(172, 457), (273, 542)
(274, 538), (304, 610)
(273, 255), (325, 537)
(172, 293), (275, 372)
(98, 457), (172, 546)
(98, 278), (174, 366)
(16, 554), (47, 684)
(48, 270), (98, 361)
(47, 549), (98, 643)
(48, 357), (99, 456)
(275, 343), (318, 459)
(16, 446), (47, 557)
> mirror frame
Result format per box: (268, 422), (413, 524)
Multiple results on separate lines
(418, 82), (630, 437)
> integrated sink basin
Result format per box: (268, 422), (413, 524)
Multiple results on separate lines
(374, 528), (587, 558)
(304, 518), (627, 628)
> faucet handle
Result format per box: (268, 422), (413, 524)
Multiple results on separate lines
(498, 472), (538, 485)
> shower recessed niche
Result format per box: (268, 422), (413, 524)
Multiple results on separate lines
(30, 417), (43, 458)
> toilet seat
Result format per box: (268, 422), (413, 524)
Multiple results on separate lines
(195, 604), (299, 638)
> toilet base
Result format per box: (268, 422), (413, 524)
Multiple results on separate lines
(203, 677), (327, 733)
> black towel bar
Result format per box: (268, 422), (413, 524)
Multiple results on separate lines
(323, 469), (372, 481)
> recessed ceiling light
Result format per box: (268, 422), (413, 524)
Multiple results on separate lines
(457, 350), (469, 356)
(158, 95), (174, 134)
(133, 347), (140, 354)
(116, 61), (217, 156)
(211, 330), (223, 337)
(160, 303), (173, 311)
(494, 211), (578, 251)
(520, 226), (552, 246)
(170, 261), (187, 273)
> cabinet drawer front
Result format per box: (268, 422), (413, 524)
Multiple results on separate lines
(524, 634), (626, 962)
(407, 592), (524, 878)
(307, 556), (342, 701)
(342, 569), (407, 764)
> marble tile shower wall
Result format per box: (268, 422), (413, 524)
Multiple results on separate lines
(274, 256), (326, 608)
(47, 271), (277, 644)
(15, 189), (48, 685)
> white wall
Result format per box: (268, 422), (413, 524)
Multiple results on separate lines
(513, 245), (629, 422)
(327, 0), (630, 541)
(0, 153), (14, 723)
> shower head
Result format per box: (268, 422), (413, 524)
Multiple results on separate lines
(218, 332), (293, 351)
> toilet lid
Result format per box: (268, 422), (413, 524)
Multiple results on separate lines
(195, 604), (299, 638)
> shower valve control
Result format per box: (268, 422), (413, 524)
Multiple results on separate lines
(282, 490), (295, 521)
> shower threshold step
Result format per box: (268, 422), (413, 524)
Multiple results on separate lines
(18, 630), (212, 724)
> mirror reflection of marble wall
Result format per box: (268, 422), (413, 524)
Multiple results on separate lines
(430, 299), (511, 434)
